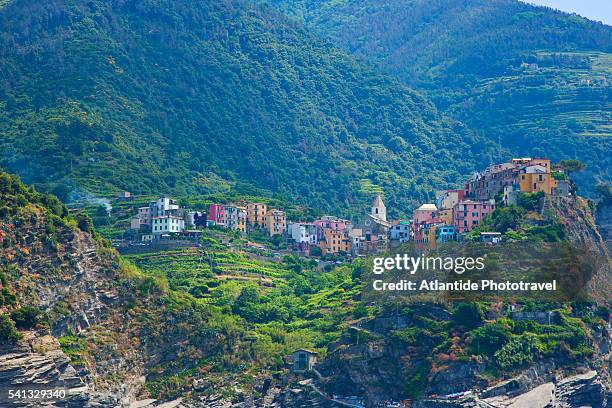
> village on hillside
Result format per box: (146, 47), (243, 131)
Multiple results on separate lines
(112, 157), (574, 256)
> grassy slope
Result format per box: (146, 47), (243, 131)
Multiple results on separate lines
(0, 0), (495, 216)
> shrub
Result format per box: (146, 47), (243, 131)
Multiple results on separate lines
(517, 191), (544, 211)
(10, 307), (41, 329)
(494, 334), (538, 370)
(491, 206), (525, 232)
(469, 323), (511, 355)
(452, 302), (484, 329)
(0, 314), (21, 344)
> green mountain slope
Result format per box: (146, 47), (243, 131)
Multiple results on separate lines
(259, 0), (612, 192)
(0, 0), (494, 215)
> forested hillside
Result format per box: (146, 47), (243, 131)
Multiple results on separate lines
(0, 0), (495, 216)
(260, 0), (612, 193)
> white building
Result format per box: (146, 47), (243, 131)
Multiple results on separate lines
(152, 215), (185, 236)
(288, 223), (318, 246)
(153, 197), (180, 216)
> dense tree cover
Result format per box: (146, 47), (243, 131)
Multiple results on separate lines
(260, 0), (612, 195)
(0, 0), (495, 217)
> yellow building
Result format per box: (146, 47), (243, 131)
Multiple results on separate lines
(518, 165), (557, 194)
(247, 203), (268, 227)
(237, 207), (247, 235)
(438, 209), (453, 225)
(320, 228), (351, 255)
(266, 209), (286, 236)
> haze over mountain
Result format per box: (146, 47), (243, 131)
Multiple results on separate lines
(0, 0), (497, 215)
(261, 0), (612, 192)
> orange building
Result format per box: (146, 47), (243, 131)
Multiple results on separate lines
(266, 209), (286, 236)
(320, 228), (351, 256)
(246, 203), (268, 227)
(518, 165), (557, 194)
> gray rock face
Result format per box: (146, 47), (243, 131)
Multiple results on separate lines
(0, 216), (146, 407)
(0, 332), (118, 407)
(555, 371), (610, 408)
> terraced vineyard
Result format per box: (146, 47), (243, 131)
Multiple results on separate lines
(124, 228), (363, 363)
(126, 247), (291, 295)
(439, 51), (612, 188)
(450, 52), (612, 137)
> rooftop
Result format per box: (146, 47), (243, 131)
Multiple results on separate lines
(416, 203), (437, 211)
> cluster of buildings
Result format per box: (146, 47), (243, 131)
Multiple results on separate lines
(129, 199), (290, 241)
(126, 157), (570, 254)
(396, 157), (570, 245)
(129, 197), (206, 241)
(286, 194), (391, 257)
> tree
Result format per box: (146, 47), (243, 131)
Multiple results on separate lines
(232, 286), (261, 321)
(76, 212), (94, 233)
(517, 191), (544, 211)
(469, 323), (511, 355)
(0, 314), (20, 344)
(557, 159), (585, 178)
(452, 303), (484, 329)
(491, 206), (524, 233)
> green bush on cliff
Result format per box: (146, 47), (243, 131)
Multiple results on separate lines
(494, 333), (538, 370)
(0, 314), (21, 344)
(469, 322), (511, 355)
(10, 307), (41, 329)
(452, 302), (484, 329)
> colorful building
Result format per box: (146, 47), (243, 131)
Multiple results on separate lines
(247, 203), (268, 227)
(152, 215), (185, 236)
(413, 203), (438, 225)
(436, 189), (466, 210)
(225, 205), (247, 235)
(518, 165), (557, 194)
(437, 208), (453, 225)
(315, 216), (352, 240)
(437, 225), (456, 242)
(208, 203), (226, 227)
(320, 228), (351, 256)
(453, 200), (495, 234)
(467, 158), (554, 201)
(288, 222), (318, 251)
(413, 220), (444, 246)
(390, 221), (411, 242)
(266, 209), (286, 236)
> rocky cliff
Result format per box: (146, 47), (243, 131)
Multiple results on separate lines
(0, 173), (238, 407)
(0, 178), (148, 405)
(298, 196), (611, 407)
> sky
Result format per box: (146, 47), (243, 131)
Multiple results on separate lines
(522, 0), (612, 25)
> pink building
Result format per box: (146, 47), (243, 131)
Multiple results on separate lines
(315, 216), (351, 239)
(453, 200), (495, 234)
(208, 203), (226, 226)
(413, 204), (438, 225)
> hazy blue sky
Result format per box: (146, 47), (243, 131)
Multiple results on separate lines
(522, 0), (612, 25)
